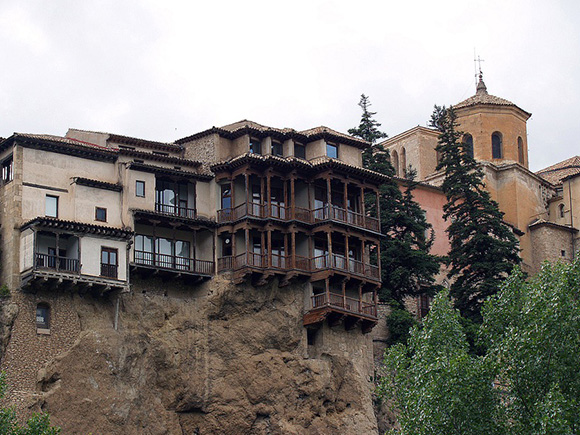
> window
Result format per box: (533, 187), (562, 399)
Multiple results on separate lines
(222, 236), (232, 257)
(517, 137), (525, 164)
(462, 134), (474, 159)
(101, 247), (118, 278)
(400, 147), (407, 176)
(95, 207), (107, 222)
(492, 132), (503, 159)
(326, 143), (338, 159)
(392, 150), (399, 176)
(561, 250), (566, 257)
(559, 204), (565, 218)
(45, 195), (58, 218)
(272, 141), (283, 157)
(295, 143), (306, 159)
(156, 179), (191, 217)
(2, 156), (13, 183)
(36, 303), (50, 331)
(419, 294), (432, 319)
(221, 184), (232, 209)
(136, 180), (145, 197)
(250, 138), (262, 154)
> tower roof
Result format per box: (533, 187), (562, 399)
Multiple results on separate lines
(454, 73), (531, 119)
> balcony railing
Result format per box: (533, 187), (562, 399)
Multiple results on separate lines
(35, 253), (80, 273)
(311, 253), (380, 281)
(234, 252), (265, 269)
(311, 292), (377, 318)
(155, 203), (197, 219)
(134, 250), (214, 275)
(314, 204), (380, 232)
(101, 263), (118, 279)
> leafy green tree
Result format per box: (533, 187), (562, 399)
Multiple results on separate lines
(435, 106), (520, 321)
(377, 289), (505, 434)
(0, 372), (60, 435)
(350, 95), (440, 304)
(482, 260), (580, 434)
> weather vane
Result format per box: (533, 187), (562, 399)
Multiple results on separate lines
(474, 50), (485, 88)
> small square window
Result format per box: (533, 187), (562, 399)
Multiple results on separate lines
(95, 207), (107, 222)
(2, 157), (13, 183)
(326, 143), (338, 159)
(561, 250), (566, 257)
(45, 195), (58, 218)
(36, 303), (50, 331)
(295, 143), (306, 159)
(250, 138), (262, 154)
(136, 180), (145, 197)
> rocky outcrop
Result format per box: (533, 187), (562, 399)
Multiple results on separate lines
(0, 298), (18, 361)
(29, 276), (378, 434)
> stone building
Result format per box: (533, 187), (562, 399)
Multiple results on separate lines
(382, 73), (579, 276)
(0, 120), (385, 432)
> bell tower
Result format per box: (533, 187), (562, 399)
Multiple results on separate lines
(453, 72), (531, 169)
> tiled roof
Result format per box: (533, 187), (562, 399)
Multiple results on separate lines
(176, 120), (370, 149)
(210, 152), (389, 183)
(68, 128), (182, 152)
(536, 156), (580, 184)
(21, 217), (134, 239)
(528, 219), (578, 233)
(454, 75), (531, 119)
(16, 133), (115, 151)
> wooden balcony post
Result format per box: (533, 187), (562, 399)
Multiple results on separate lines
(260, 176), (265, 217)
(358, 283), (363, 313)
(291, 230), (296, 269)
(289, 176), (295, 220)
(377, 241), (382, 278)
(307, 181), (312, 218)
(55, 233), (60, 271)
(360, 186), (366, 227)
(326, 177), (332, 217)
(283, 177), (288, 219)
(261, 231), (266, 267)
(343, 179), (348, 217)
(342, 280), (346, 309)
(325, 278), (330, 307)
(284, 233), (289, 269)
(267, 229), (272, 268)
(245, 228), (250, 266)
(375, 189), (380, 223)
(266, 173), (272, 218)
(231, 176), (236, 209)
(327, 231), (332, 268)
(244, 173), (250, 215)
(345, 235), (350, 272)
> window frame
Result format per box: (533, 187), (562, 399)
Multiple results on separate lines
(100, 247), (118, 278)
(36, 303), (51, 332)
(135, 180), (146, 197)
(294, 143), (306, 159)
(272, 141), (283, 157)
(249, 138), (262, 155)
(492, 132), (503, 159)
(326, 143), (338, 159)
(95, 207), (107, 222)
(45, 195), (59, 218)
(1, 156), (13, 183)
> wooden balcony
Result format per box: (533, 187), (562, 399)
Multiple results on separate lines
(311, 254), (380, 282)
(133, 250), (214, 276)
(217, 252), (380, 283)
(304, 292), (378, 333)
(36, 253), (80, 273)
(155, 203), (197, 219)
(217, 202), (380, 233)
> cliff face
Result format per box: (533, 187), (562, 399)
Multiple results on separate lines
(22, 276), (378, 434)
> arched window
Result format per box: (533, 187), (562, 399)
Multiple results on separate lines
(517, 137), (524, 164)
(36, 303), (50, 331)
(400, 147), (407, 176)
(391, 150), (399, 176)
(559, 204), (565, 218)
(492, 132), (503, 159)
(462, 134), (474, 159)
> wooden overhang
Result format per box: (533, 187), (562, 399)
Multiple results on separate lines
(118, 148), (202, 168)
(303, 305), (378, 334)
(132, 208), (217, 229)
(72, 177), (123, 192)
(21, 217), (134, 240)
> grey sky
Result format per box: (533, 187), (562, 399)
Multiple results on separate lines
(1, 0), (578, 171)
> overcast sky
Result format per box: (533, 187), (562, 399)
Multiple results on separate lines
(1, 0), (578, 171)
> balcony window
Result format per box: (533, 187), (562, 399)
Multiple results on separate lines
(272, 141), (283, 157)
(134, 234), (191, 271)
(221, 184), (232, 209)
(295, 143), (306, 159)
(250, 138), (262, 154)
(95, 207), (107, 222)
(326, 143), (338, 159)
(155, 179), (194, 218)
(136, 180), (145, 197)
(45, 195), (58, 218)
(101, 247), (118, 279)
(2, 156), (13, 183)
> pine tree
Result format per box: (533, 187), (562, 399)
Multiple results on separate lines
(350, 95), (440, 303)
(435, 106), (520, 322)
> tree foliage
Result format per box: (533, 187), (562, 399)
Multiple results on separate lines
(482, 260), (580, 434)
(434, 106), (520, 321)
(0, 373), (60, 435)
(377, 289), (505, 435)
(350, 95), (440, 304)
(378, 259), (580, 434)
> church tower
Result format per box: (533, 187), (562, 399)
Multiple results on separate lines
(454, 73), (532, 168)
